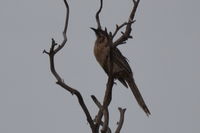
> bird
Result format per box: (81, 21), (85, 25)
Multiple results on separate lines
(91, 27), (150, 116)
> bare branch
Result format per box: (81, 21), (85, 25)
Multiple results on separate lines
(96, 0), (103, 29)
(94, 76), (114, 132)
(91, 95), (102, 109)
(92, 95), (112, 133)
(115, 108), (126, 133)
(63, 0), (69, 35)
(112, 20), (135, 39)
(113, 0), (140, 47)
(94, 107), (104, 132)
(99, 120), (112, 133)
(91, 95), (104, 130)
(54, 0), (69, 53)
(44, 0), (95, 132)
(101, 108), (109, 133)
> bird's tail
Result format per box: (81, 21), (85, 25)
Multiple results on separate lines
(127, 78), (151, 116)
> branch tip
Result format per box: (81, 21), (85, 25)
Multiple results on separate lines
(43, 50), (49, 54)
(95, 0), (103, 29)
(116, 24), (119, 28)
(115, 107), (126, 133)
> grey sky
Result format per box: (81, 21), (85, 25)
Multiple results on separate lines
(0, 0), (200, 132)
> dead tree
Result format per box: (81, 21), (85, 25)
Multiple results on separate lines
(44, 0), (144, 133)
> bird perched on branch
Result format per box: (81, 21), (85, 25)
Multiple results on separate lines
(91, 27), (150, 116)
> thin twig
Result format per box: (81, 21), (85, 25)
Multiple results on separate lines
(115, 108), (126, 133)
(96, 0), (103, 29)
(54, 0), (69, 53)
(112, 20), (135, 39)
(91, 95), (102, 109)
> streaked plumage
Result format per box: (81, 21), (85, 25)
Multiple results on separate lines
(92, 28), (150, 116)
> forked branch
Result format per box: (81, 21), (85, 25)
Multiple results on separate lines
(91, 95), (112, 133)
(113, 0), (140, 46)
(43, 0), (95, 132)
(115, 108), (126, 133)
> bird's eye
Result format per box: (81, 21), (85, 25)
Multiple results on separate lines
(98, 36), (105, 43)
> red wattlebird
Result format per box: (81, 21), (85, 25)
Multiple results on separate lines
(91, 28), (150, 116)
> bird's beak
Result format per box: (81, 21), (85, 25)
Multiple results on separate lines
(90, 27), (98, 35)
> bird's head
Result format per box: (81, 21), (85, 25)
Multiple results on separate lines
(91, 27), (109, 44)
(91, 27), (109, 37)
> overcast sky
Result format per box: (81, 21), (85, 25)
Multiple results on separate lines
(0, 0), (200, 133)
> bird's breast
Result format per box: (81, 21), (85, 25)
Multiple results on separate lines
(94, 42), (110, 67)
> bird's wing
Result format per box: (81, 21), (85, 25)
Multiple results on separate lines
(112, 48), (133, 75)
